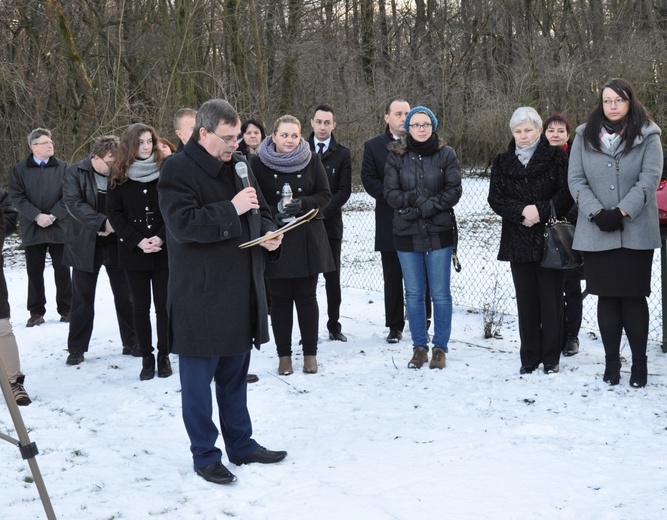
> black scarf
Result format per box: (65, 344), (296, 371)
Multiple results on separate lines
(406, 133), (440, 156)
(603, 117), (626, 136)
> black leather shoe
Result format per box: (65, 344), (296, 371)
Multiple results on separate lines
(246, 374), (259, 383)
(157, 354), (173, 378)
(122, 344), (143, 357)
(26, 314), (44, 327)
(233, 446), (287, 465)
(60, 312), (70, 323)
(544, 364), (560, 374)
(386, 329), (402, 343)
(329, 331), (348, 342)
(519, 365), (536, 374)
(195, 462), (237, 484)
(563, 335), (579, 357)
(140, 354), (155, 381)
(66, 352), (84, 365)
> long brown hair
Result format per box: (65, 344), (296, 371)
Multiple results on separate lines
(110, 123), (162, 187)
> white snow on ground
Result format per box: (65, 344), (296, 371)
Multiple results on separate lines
(1, 262), (667, 519)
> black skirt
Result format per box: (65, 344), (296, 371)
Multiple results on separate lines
(584, 248), (654, 297)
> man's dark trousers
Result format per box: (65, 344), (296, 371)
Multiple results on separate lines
(25, 242), (71, 316)
(67, 242), (136, 353)
(179, 351), (259, 469)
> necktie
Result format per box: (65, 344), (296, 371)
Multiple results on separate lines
(317, 143), (325, 155)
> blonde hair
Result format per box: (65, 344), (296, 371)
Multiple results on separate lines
(272, 115), (301, 135)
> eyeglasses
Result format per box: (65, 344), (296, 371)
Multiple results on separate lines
(32, 140), (55, 146)
(210, 131), (239, 147)
(603, 99), (628, 106)
(408, 123), (433, 130)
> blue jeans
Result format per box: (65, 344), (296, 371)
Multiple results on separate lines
(398, 248), (452, 351)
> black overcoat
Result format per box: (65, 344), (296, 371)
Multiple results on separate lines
(158, 141), (278, 355)
(62, 156), (114, 272)
(250, 152), (335, 278)
(107, 177), (168, 271)
(361, 131), (396, 251)
(8, 154), (69, 246)
(0, 188), (18, 320)
(488, 134), (572, 263)
(307, 132), (352, 240)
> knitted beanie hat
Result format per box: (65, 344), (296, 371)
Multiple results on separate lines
(404, 106), (438, 133)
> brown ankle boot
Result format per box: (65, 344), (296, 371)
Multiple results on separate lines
(303, 355), (318, 374)
(429, 348), (446, 369)
(408, 347), (429, 369)
(278, 356), (293, 376)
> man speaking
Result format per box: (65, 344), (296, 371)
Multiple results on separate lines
(159, 99), (286, 485)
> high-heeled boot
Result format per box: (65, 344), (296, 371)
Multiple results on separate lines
(603, 356), (621, 386)
(630, 356), (647, 388)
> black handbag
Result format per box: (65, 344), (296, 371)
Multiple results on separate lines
(541, 200), (583, 270)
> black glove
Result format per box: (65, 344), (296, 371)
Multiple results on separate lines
(398, 207), (421, 221)
(593, 208), (624, 232)
(407, 193), (418, 206)
(283, 199), (303, 216)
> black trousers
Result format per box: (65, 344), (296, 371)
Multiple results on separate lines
(268, 275), (319, 357)
(324, 238), (342, 334)
(381, 251), (405, 331)
(563, 267), (583, 338)
(124, 268), (169, 356)
(510, 261), (565, 367)
(67, 243), (137, 354)
(24, 243), (71, 316)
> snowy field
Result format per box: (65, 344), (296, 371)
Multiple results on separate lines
(2, 233), (667, 518)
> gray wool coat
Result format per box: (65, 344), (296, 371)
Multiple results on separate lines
(568, 121), (663, 252)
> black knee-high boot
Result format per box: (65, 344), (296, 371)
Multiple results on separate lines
(622, 296), (649, 388)
(598, 296), (622, 385)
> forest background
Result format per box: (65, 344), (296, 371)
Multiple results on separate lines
(0, 0), (666, 183)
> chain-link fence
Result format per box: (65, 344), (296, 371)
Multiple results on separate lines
(341, 172), (665, 343)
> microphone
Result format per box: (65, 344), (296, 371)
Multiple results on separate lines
(235, 161), (258, 215)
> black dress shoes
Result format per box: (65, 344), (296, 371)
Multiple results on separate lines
(246, 374), (259, 383)
(195, 462), (237, 484)
(544, 364), (560, 374)
(519, 365), (536, 374)
(66, 352), (85, 365)
(563, 335), (580, 357)
(329, 331), (348, 342)
(233, 446), (287, 465)
(386, 329), (402, 343)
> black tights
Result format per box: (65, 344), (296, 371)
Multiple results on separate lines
(597, 296), (648, 366)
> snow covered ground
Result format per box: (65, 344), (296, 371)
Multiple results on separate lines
(1, 254), (667, 519)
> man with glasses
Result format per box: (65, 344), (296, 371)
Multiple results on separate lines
(159, 99), (287, 485)
(9, 128), (72, 327)
(61, 136), (139, 365)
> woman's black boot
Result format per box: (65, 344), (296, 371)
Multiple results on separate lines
(603, 356), (621, 386)
(630, 358), (647, 388)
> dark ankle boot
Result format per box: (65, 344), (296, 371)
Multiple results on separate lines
(157, 354), (173, 378)
(140, 354), (155, 381)
(630, 357), (647, 388)
(603, 357), (621, 386)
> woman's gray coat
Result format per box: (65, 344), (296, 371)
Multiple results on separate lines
(568, 121), (662, 252)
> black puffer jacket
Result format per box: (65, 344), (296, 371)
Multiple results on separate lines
(488, 134), (572, 263)
(384, 137), (462, 252)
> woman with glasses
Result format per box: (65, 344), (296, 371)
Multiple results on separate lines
(250, 115), (334, 375)
(107, 123), (172, 381)
(488, 107), (572, 375)
(384, 106), (462, 370)
(569, 78), (662, 388)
